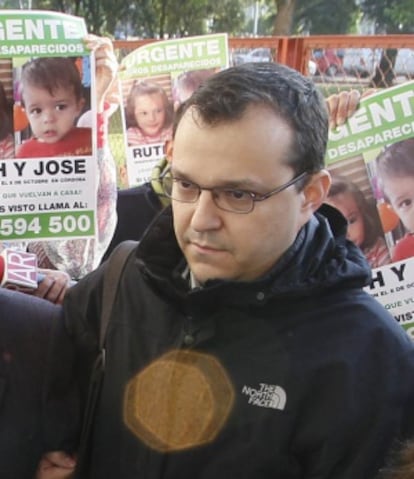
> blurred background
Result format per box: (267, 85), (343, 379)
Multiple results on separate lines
(2, 0), (413, 185)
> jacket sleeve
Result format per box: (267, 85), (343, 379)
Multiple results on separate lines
(42, 263), (107, 453)
(0, 291), (62, 476)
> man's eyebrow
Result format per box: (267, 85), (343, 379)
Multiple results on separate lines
(170, 168), (262, 190)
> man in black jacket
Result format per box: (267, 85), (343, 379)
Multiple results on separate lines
(0, 289), (75, 479)
(43, 63), (414, 478)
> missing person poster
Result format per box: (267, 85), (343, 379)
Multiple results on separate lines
(325, 81), (414, 338)
(0, 10), (98, 242)
(118, 33), (229, 186)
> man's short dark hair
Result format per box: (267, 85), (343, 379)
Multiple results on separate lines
(174, 62), (329, 178)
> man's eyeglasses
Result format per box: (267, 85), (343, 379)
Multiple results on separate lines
(160, 171), (308, 214)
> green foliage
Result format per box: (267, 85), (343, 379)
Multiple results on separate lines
(294, 0), (359, 34)
(271, 0), (413, 35)
(2, 0), (412, 37)
(161, 0), (210, 36)
(244, 0), (276, 36)
(208, 0), (246, 35)
(361, 0), (414, 33)
(97, 0), (246, 38)
(262, 0), (359, 35)
(125, 0), (245, 37)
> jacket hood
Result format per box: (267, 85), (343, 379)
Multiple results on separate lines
(267, 203), (372, 297)
(136, 203), (372, 304)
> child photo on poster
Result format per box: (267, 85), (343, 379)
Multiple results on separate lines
(118, 33), (229, 186)
(374, 138), (414, 262)
(15, 55), (92, 158)
(0, 10), (101, 244)
(125, 80), (173, 147)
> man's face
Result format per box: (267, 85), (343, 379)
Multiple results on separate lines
(22, 84), (84, 143)
(134, 93), (166, 137)
(326, 192), (365, 246)
(382, 174), (414, 233)
(171, 105), (312, 284)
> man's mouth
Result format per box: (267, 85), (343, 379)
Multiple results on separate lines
(190, 241), (225, 253)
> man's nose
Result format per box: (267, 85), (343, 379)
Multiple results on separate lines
(190, 190), (222, 232)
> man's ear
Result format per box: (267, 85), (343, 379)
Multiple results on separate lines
(165, 140), (173, 163)
(301, 169), (331, 214)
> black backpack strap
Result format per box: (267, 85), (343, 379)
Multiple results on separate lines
(99, 240), (138, 353)
(75, 240), (137, 477)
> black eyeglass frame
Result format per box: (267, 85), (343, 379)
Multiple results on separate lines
(160, 170), (309, 214)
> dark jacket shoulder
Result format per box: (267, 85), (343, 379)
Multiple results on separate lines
(102, 184), (163, 262)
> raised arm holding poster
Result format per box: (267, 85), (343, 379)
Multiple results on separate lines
(118, 33), (229, 186)
(0, 10), (98, 243)
(325, 81), (414, 338)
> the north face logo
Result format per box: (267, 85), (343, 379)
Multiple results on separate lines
(242, 383), (286, 410)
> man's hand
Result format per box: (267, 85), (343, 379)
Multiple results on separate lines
(33, 269), (72, 305)
(35, 451), (76, 479)
(325, 88), (379, 130)
(326, 89), (361, 130)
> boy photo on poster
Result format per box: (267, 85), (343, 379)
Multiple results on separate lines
(373, 138), (414, 262)
(15, 55), (92, 158)
(0, 10), (98, 243)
